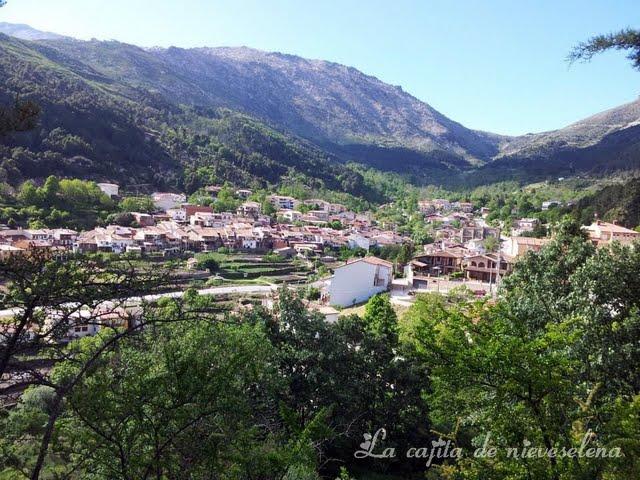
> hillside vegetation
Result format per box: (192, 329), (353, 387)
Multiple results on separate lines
(2, 26), (640, 195)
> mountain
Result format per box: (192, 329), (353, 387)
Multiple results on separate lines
(0, 22), (639, 195)
(13, 36), (504, 166)
(0, 22), (68, 41)
(501, 98), (640, 157)
(470, 99), (640, 186)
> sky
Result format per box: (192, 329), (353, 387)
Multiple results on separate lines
(1, 0), (639, 135)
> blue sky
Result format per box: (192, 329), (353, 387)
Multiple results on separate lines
(1, 0), (638, 135)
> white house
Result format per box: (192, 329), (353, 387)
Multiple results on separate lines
(152, 192), (187, 212)
(97, 183), (119, 198)
(326, 257), (393, 307)
(235, 189), (253, 199)
(167, 207), (187, 223)
(279, 209), (303, 222)
(347, 233), (370, 251)
(44, 310), (99, 342)
(268, 195), (299, 210)
(515, 218), (539, 233)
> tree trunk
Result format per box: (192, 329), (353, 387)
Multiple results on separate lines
(30, 391), (63, 480)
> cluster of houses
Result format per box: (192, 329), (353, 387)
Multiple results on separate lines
(0, 187), (409, 258)
(1, 182), (639, 313)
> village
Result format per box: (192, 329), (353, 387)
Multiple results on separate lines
(1, 181), (639, 335)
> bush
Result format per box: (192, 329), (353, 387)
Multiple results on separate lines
(263, 251), (285, 262)
(304, 286), (321, 301)
(195, 254), (220, 273)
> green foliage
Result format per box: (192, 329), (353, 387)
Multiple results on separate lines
(211, 183), (240, 213)
(2, 225), (640, 478)
(303, 286), (321, 301)
(483, 235), (499, 252)
(0, 97), (40, 136)
(2, 175), (115, 228)
(571, 177), (640, 227)
(371, 243), (413, 265)
(263, 251), (285, 262)
(54, 321), (286, 479)
(195, 252), (220, 273)
(327, 219), (343, 230)
(569, 28), (640, 70)
(363, 294), (398, 341)
(119, 196), (155, 213)
(402, 219), (640, 479)
(105, 211), (136, 226)
(261, 288), (430, 474)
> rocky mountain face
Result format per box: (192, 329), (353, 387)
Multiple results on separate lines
(17, 36), (504, 165)
(499, 98), (640, 157)
(0, 22), (67, 41)
(1, 22), (639, 190)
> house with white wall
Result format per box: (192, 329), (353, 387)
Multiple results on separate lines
(152, 192), (187, 212)
(347, 233), (370, 251)
(97, 183), (119, 198)
(326, 257), (393, 307)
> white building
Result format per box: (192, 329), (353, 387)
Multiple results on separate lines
(326, 257), (393, 307)
(152, 192), (187, 212)
(97, 183), (119, 198)
(268, 195), (298, 210)
(515, 218), (539, 233)
(279, 209), (303, 222)
(347, 233), (370, 251)
(501, 236), (551, 257)
(235, 189), (253, 199)
(167, 207), (187, 223)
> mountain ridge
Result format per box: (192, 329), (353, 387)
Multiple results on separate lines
(1, 22), (639, 193)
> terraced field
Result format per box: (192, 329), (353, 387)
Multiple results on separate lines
(216, 255), (313, 284)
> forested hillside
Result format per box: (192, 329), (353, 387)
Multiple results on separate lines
(2, 25), (640, 196)
(0, 33), (383, 201)
(571, 176), (640, 227)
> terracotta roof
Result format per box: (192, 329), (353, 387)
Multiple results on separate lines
(588, 221), (639, 235)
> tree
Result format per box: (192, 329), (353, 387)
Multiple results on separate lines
(51, 321), (283, 479)
(119, 196), (155, 214)
(569, 28), (640, 70)
(403, 219), (640, 479)
(258, 288), (430, 475)
(213, 183), (240, 213)
(363, 294), (397, 341)
(483, 235), (499, 252)
(0, 97), (40, 136)
(195, 253), (220, 273)
(0, 250), (173, 479)
(17, 180), (42, 206)
(105, 211), (136, 227)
